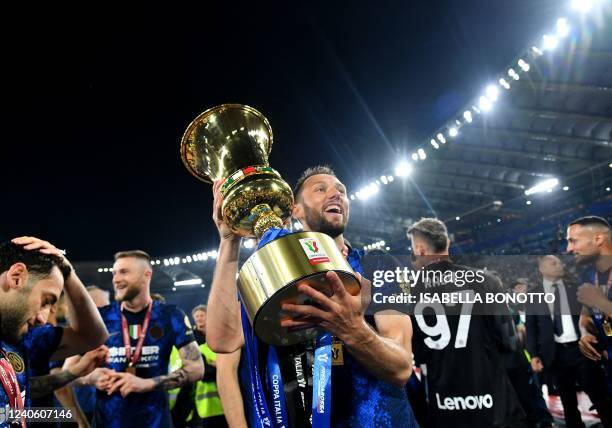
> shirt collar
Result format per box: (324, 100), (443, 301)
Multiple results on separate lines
(543, 278), (563, 290)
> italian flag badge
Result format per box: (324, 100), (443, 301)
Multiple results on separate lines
(129, 324), (142, 340)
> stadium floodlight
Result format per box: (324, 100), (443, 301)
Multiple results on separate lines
(243, 239), (255, 249)
(498, 78), (511, 90)
(417, 148), (427, 160)
(463, 110), (473, 122)
(526, 200), (532, 205)
(387, 175), (394, 182)
(355, 191), (362, 199)
(485, 85), (499, 101)
(542, 34), (559, 51)
(455, 216), (460, 221)
(609, 162), (612, 168)
(607, 187), (611, 192)
(174, 256), (180, 264)
(563, 186), (569, 191)
(380, 175), (388, 185)
(571, 0), (595, 13)
(525, 178), (559, 196)
(395, 161), (412, 177)
(556, 18), (570, 38)
(517, 59), (530, 72)
(174, 278), (203, 287)
(448, 127), (458, 137)
(532, 46), (544, 56)
(349, 194), (355, 200)
(436, 132), (446, 144)
(186, 255), (192, 262)
(358, 183), (379, 200)
(411, 153), (419, 161)
(97, 268), (103, 273)
(507, 68), (520, 81)
(479, 96), (493, 112)
(430, 139), (440, 149)
(293, 221), (303, 230)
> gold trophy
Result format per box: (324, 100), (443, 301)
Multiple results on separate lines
(181, 104), (360, 346)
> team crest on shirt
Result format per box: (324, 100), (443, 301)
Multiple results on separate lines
(299, 238), (330, 265)
(7, 352), (24, 373)
(149, 325), (164, 339)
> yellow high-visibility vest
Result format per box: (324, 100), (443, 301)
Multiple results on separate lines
(193, 343), (224, 419)
(168, 346), (182, 410)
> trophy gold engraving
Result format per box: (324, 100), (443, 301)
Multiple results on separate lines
(181, 104), (360, 346)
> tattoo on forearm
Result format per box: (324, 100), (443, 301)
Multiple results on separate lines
(181, 342), (203, 362)
(152, 342), (202, 391)
(30, 370), (78, 399)
(152, 367), (189, 391)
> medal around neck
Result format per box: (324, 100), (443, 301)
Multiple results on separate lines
(181, 104), (360, 346)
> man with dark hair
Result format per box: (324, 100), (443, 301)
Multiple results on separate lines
(0, 236), (108, 425)
(82, 249), (204, 428)
(566, 215), (612, 424)
(207, 166), (417, 427)
(407, 218), (525, 427)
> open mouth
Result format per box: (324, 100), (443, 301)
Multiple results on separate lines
(324, 204), (343, 215)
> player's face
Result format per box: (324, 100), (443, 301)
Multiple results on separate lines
(294, 174), (349, 238)
(113, 257), (149, 303)
(513, 283), (527, 295)
(538, 256), (564, 279)
(193, 310), (206, 330)
(566, 225), (600, 265)
(0, 265), (62, 342)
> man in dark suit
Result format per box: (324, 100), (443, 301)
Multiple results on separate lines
(526, 255), (611, 428)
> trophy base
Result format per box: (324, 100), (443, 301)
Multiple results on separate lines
(254, 270), (359, 346)
(238, 231), (360, 346)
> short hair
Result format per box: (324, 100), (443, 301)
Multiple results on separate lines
(569, 216), (611, 230)
(293, 165), (337, 201)
(407, 218), (449, 253)
(86, 285), (108, 294)
(150, 293), (166, 303)
(114, 250), (152, 268)
(86, 285), (110, 304)
(192, 304), (207, 316)
(0, 241), (71, 280)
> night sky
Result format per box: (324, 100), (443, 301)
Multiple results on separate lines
(2, 1), (561, 260)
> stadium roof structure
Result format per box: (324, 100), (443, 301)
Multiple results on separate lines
(346, 11), (612, 252)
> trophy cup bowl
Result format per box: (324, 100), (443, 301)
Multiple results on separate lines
(181, 104), (360, 346)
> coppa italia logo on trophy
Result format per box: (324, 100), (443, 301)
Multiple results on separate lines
(299, 238), (330, 265)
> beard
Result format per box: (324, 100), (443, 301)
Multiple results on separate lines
(0, 291), (30, 343)
(115, 283), (141, 303)
(302, 203), (347, 238)
(575, 252), (598, 266)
